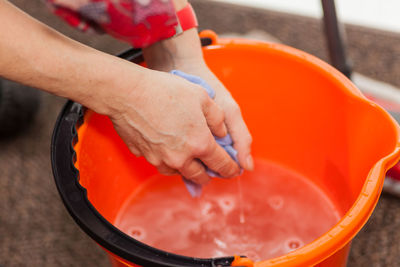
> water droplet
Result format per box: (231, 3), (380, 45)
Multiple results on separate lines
(129, 227), (146, 241)
(284, 237), (303, 252)
(201, 202), (213, 216)
(268, 195), (284, 210)
(214, 238), (227, 249)
(239, 213), (246, 224)
(218, 196), (235, 214)
(289, 241), (300, 249)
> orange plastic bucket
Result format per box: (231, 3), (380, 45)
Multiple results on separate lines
(52, 32), (400, 267)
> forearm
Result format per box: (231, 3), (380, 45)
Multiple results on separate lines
(142, 0), (205, 72)
(0, 0), (146, 115)
(143, 28), (205, 71)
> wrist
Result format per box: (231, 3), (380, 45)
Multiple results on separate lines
(66, 52), (147, 117)
(142, 28), (204, 71)
(142, 1), (201, 71)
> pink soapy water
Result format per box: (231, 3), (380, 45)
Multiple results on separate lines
(114, 159), (341, 261)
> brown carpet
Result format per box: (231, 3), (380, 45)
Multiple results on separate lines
(1, 1), (400, 266)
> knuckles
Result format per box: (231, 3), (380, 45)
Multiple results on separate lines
(145, 154), (162, 168)
(163, 154), (187, 171)
(186, 137), (213, 157)
(227, 102), (241, 116)
(198, 86), (210, 98)
(163, 137), (213, 169)
(157, 166), (177, 176)
(213, 106), (225, 124)
(245, 133), (253, 146)
(166, 160), (185, 171)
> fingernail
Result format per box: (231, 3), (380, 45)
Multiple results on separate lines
(246, 155), (254, 171)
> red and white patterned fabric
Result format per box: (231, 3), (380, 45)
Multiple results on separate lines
(46, 0), (179, 48)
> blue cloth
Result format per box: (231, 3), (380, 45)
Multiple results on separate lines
(170, 70), (240, 197)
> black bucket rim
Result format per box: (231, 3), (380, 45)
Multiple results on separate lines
(51, 43), (238, 267)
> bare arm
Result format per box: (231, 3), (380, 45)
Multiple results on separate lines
(0, 0), (241, 183)
(0, 0), (142, 115)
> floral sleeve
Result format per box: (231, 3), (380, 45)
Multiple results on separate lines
(46, 0), (179, 48)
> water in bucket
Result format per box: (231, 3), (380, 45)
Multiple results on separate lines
(114, 158), (342, 261)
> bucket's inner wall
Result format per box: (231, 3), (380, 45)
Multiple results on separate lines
(75, 43), (397, 227)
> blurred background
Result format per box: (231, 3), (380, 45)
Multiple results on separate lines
(214, 0), (400, 33)
(0, 0), (399, 266)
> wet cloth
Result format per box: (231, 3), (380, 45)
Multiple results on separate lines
(171, 70), (240, 197)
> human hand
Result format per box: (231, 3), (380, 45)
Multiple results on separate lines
(107, 69), (241, 184)
(142, 29), (253, 171)
(176, 62), (254, 172)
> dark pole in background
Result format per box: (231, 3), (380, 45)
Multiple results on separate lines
(321, 0), (353, 78)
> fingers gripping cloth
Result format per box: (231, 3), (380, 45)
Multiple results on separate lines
(170, 70), (241, 197)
